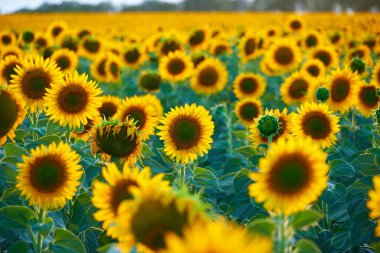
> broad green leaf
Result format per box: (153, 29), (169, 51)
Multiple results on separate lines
(0, 206), (36, 230)
(329, 159), (355, 177)
(157, 148), (173, 164)
(289, 209), (324, 230)
(192, 167), (219, 187)
(14, 129), (27, 143)
(235, 146), (257, 158)
(142, 143), (155, 157)
(7, 241), (31, 253)
(295, 239), (321, 253)
(4, 143), (29, 158)
(232, 130), (248, 141)
(247, 217), (275, 237)
(49, 228), (86, 253)
(31, 216), (54, 237)
(37, 135), (61, 145)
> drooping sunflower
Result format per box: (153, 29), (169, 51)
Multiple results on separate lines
(292, 102), (340, 148)
(301, 59), (326, 79)
(0, 30), (16, 47)
(367, 176), (380, 237)
(249, 108), (292, 148)
(157, 104), (214, 164)
(98, 95), (122, 119)
(163, 219), (273, 253)
(0, 88), (26, 146)
(280, 71), (314, 105)
(90, 54), (109, 83)
(354, 81), (380, 117)
(372, 61), (380, 88)
(105, 53), (122, 83)
(190, 57), (228, 95)
(116, 96), (159, 141)
(239, 33), (258, 63)
(233, 73), (266, 99)
(16, 142), (83, 210)
(79, 36), (103, 59)
(50, 48), (78, 74)
(71, 114), (102, 141)
(0, 55), (21, 84)
(47, 21), (68, 41)
(122, 44), (146, 69)
(235, 98), (263, 127)
(159, 50), (193, 83)
(264, 39), (302, 74)
(326, 68), (360, 112)
(188, 27), (210, 51)
(90, 118), (142, 166)
(249, 138), (328, 215)
(44, 71), (102, 129)
(10, 56), (63, 112)
(310, 46), (338, 70)
(138, 71), (162, 92)
(113, 187), (205, 253)
(92, 162), (170, 238)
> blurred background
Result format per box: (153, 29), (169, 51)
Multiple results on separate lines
(0, 0), (379, 14)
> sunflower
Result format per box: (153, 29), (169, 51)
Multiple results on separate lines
(292, 102), (340, 148)
(47, 21), (68, 41)
(142, 93), (164, 119)
(0, 55), (21, 84)
(249, 138), (328, 215)
(79, 37), (102, 59)
(92, 162), (170, 238)
(367, 176), (380, 237)
(302, 30), (323, 49)
(249, 108), (292, 148)
(159, 50), (193, 83)
(157, 104), (214, 164)
(233, 73), (266, 99)
(138, 71), (162, 92)
(113, 187), (205, 253)
(44, 71), (102, 129)
(239, 33), (258, 63)
(33, 32), (51, 50)
(0, 30), (16, 47)
(326, 68), (360, 112)
(1, 46), (23, 60)
(329, 32), (343, 46)
(90, 53), (110, 83)
(264, 39), (302, 74)
(16, 142), (83, 210)
(235, 98), (263, 127)
(347, 45), (373, 67)
(50, 48), (78, 74)
(354, 81), (380, 117)
(71, 113), (102, 141)
(10, 56), (63, 112)
(190, 57), (228, 95)
(280, 71), (314, 105)
(0, 88), (26, 146)
(188, 27), (210, 51)
(301, 59), (326, 79)
(116, 96), (159, 141)
(209, 39), (231, 56)
(122, 44), (146, 69)
(98, 95), (122, 119)
(105, 53), (122, 83)
(90, 118), (142, 166)
(372, 61), (380, 88)
(157, 36), (184, 57)
(286, 15), (304, 33)
(163, 219), (273, 253)
(58, 32), (79, 52)
(310, 46), (338, 69)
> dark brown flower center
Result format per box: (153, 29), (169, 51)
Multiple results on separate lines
(239, 102), (260, 122)
(21, 69), (52, 99)
(52, 27), (63, 37)
(167, 58), (185, 75)
(0, 91), (19, 138)
(274, 46), (294, 65)
(124, 48), (140, 64)
(97, 59), (107, 76)
(290, 20), (301, 30)
(83, 39), (100, 53)
(307, 65), (320, 77)
(239, 77), (258, 94)
(189, 30), (205, 46)
(198, 67), (218, 87)
(139, 73), (161, 91)
(57, 85), (88, 113)
(122, 107), (147, 129)
(99, 102), (118, 118)
(161, 40), (181, 56)
(56, 56), (70, 70)
(1, 35), (11, 45)
(110, 179), (139, 213)
(3, 62), (18, 83)
(170, 117), (201, 150)
(314, 50), (331, 67)
(331, 77), (350, 102)
(288, 78), (308, 99)
(302, 111), (331, 139)
(244, 38), (256, 55)
(359, 86), (379, 108)
(214, 45), (227, 56)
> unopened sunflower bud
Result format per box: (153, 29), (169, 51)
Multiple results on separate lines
(316, 87), (329, 102)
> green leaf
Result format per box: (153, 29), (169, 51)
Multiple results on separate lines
(247, 217), (275, 237)
(7, 241), (31, 253)
(142, 143), (155, 157)
(157, 148), (173, 164)
(14, 129), (27, 143)
(351, 153), (379, 176)
(46, 120), (64, 136)
(31, 216), (54, 237)
(0, 206), (36, 230)
(49, 228), (86, 253)
(235, 146), (257, 158)
(4, 143), (29, 158)
(289, 209), (324, 230)
(37, 135), (61, 145)
(69, 192), (97, 233)
(232, 130), (247, 141)
(371, 242), (380, 253)
(192, 167), (219, 187)
(294, 239), (321, 253)
(329, 159), (355, 177)
(79, 227), (103, 253)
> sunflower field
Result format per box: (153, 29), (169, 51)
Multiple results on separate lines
(0, 12), (380, 253)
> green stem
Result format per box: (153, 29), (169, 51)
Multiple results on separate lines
(34, 207), (47, 253)
(322, 201), (329, 229)
(224, 103), (233, 153)
(276, 214), (287, 253)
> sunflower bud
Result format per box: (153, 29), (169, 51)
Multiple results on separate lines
(316, 87), (329, 102)
(22, 30), (34, 43)
(257, 114), (280, 138)
(350, 58), (365, 74)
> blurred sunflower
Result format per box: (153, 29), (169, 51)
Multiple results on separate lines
(239, 34), (258, 63)
(0, 88), (26, 146)
(0, 55), (21, 84)
(90, 118), (142, 166)
(264, 39), (302, 74)
(105, 53), (122, 83)
(367, 176), (380, 237)
(16, 142), (82, 210)
(71, 114), (102, 141)
(138, 71), (162, 92)
(292, 102), (340, 148)
(326, 68), (359, 112)
(122, 45), (145, 69)
(93, 163), (170, 238)
(10, 56), (63, 112)
(372, 61), (380, 88)
(47, 21), (68, 41)
(157, 104), (214, 164)
(50, 48), (78, 74)
(0, 30), (16, 47)
(33, 32), (52, 51)
(79, 37), (103, 59)
(90, 54), (109, 83)
(188, 27), (210, 51)
(1, 46), (23, 60)
(301, 59), (326, 79)
(157, 36), (184, 57)
(191, 52), (207, 68)
(286, 15), (304, 33)
(347, 44), (373, 67)
(354, 81), (380, 117)
(210, 39), (231, 56)
(44, 71), (102, 129)
(249, 138), (328, 215)
(116, 95), (159, 141)
(280, 71), (313, 105)
(302, 30), (323, 49)
(310, 46), (338, 69)
(159, 50), (193, 83)
(233, 73), (266, 99)
(190, 58), (228, 94)
(98, 95), (122, 119)
(235, 98), (263, 127)
(142, 93), (164, 119)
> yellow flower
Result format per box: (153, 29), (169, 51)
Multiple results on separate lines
(233, 73), (266, 99)
(264, 39), (302, 74)
(159, 50), (193, 83)
(98, 95), (122, 119)
(50, 48), (78, 74)
(0, 55), (22, 84)
(310, 46), (338, 70)
(235, 98), (263, 127)
(354, 81), (380, 117)
(280, 71), (314, 105)
(122, 44), (146, 69)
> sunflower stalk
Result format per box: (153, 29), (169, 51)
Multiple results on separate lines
(223, 103), (233, 153)
(276, 214), (289, 253)
(35, 207), (47, 253)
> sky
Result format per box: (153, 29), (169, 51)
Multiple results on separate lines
(0, 0), (182, 14)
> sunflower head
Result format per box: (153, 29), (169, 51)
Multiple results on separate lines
(233, 73), (266, 99)
(316, 87), (330, 102)
(0, 55), (21, 84)
(235, 98), (263, 127)
(138, 71), (162, 92)
(16, 142), (83, 210)
(257, 114), (280, 139)
(354, 82), (380, 117)
(98, 95), (121, 119)
(159, 50), (193, 83)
